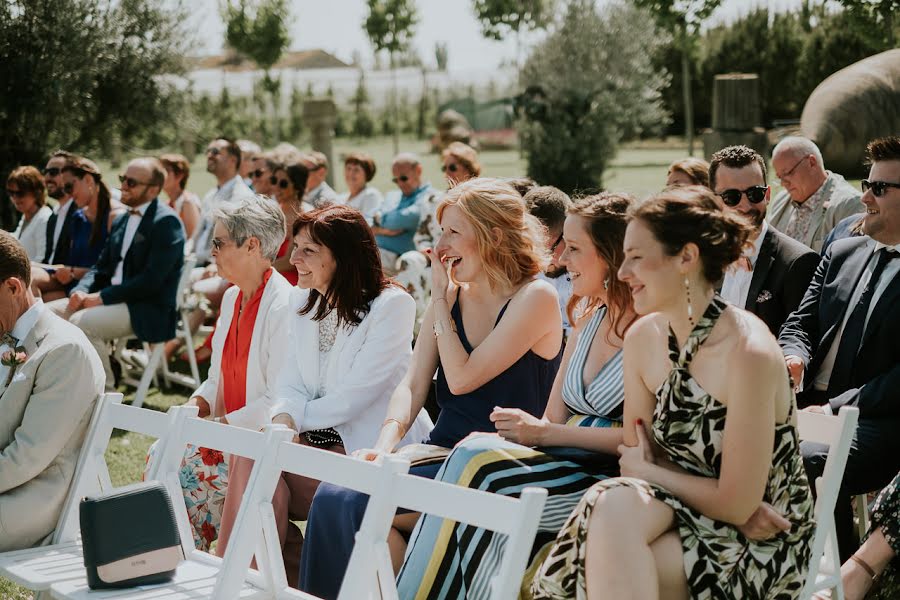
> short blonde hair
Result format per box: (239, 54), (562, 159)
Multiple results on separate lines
(442, 142), (482, 177)
(437, 178), (548, 291)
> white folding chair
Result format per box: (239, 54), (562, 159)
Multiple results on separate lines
(160, 254), (201, 391)
(798, 406), (859, 600)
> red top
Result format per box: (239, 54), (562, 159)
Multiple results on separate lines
(221, 269), (272, 414)
(277, 237), (299, 286)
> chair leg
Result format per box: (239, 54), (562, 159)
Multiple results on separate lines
(133, 344), (164, 409)
(181, 312), (200, 386)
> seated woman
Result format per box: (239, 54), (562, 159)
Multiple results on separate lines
(397, 193), (638, 598)
(271, 159), (311, 286)
(531, 186), (815, 599)
(160, 153), (201, 239)
(299, 177), (564, 598)
(336, 152), (382, 224)
(7, 166), (52, 261)
(31, 158), (119, 302)
(665, 156), (710, 188)
(145, 195), (294, 551)
(216, 204), (433, 588)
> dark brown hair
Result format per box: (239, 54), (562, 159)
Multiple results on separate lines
(631, 186), (754, 284)
(667, 157), (710, 188)
(0, 230), (31, 285)
(567, 193), (636, 340)
(283, 161), (310, 202)
(292, 204), (391, 327)
(343, 152), (377, 182)
(63, 157), (111, 248)
(7, 166), (47, 208)
(159, 153), (191, 190)
(525, 185), (571, 232)
(867, 136), (900, 163)
(708, 145), (767, 191)
(214, 137), (242, 170)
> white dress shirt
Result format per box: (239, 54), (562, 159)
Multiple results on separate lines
(813, 241), (900, 391)
(48, 198), (73, 263)
(111, 201), (152, 286)
(721, 221), (768, 308)
(0, 300), (44, 394)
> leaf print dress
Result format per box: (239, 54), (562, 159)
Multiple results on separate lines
(530, 296), (815, 599)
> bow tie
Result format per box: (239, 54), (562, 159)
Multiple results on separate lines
(128, 208), (142, 217)
(1, 332), (19, 348)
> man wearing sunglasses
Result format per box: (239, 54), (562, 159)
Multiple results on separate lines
(780, 136), (900, 563)
(300, 151), (338, 209)
(372, 153), (432, 274)
(47, 158), (185, 390)
(41, 150), (76, 265)
(526, 185), (574, 340)
(708, 145), (819, 336)
(767, 136), (864, 252)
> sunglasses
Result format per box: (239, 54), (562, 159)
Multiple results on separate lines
(550, 232), (564, 252)
(277, 179), (290, 189)
(392, 175), (410, 184)
(717, 186), (768, 207)
(42, 167), (61, 177)
(252, 169), (268, 179)
(861, 179), (900, 198)
(206, 147), (221, 156)
(6, 188), (27, 199)
(118, 174), (151, 189)
(441, 163), (459, 173)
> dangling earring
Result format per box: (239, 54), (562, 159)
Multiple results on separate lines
(603, 277), (609, 290)
(684, 276), (694, 326)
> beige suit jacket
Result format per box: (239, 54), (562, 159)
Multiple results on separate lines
(0, 308), (105, 551)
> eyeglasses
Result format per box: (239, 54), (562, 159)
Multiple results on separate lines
(211, 237), (227, 251)
(252, 169), (268, 179)
(277, 179), (290, 189)
(118, 174), (151, 189)
(550, 232), (564, 252)
(441, 163), (459, 173)
(42, 167), (61, 177)
(206, 147), (221, 156)
(63, 182), (74, 195)
(717, 186), (768, 207)
(5, 189), (27, 199)
(392, 175), (409, 184)
(775, 155), (809, 183)
(862, 179), (900, 197)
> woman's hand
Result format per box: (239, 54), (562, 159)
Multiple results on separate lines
(272, 412), (300, 443)
(352, 448), (387, 462)
(54, 267), (74, 285)
(737, 502), (792, 540)
(425, 248), (454, 301)
(618, 419), (656, 479)
(490, 407), (547, 446)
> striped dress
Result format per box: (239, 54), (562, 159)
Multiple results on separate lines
(396, 306), (624, 600)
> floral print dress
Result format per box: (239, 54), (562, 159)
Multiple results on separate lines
(530, 296), (815, 599)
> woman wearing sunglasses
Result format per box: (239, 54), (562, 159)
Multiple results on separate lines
(7, 166), (52, 262)
(271, 160), (312, 286)
(159, 154), (201, 239)
(31, 158), (122, 301)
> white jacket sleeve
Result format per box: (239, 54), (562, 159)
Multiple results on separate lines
(190, 290), (235, 405)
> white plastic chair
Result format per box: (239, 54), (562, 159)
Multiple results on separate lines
(798, 406), (859, 600)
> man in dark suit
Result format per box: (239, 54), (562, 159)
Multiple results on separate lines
(41, 150), (76, 264)
(47, 157), (185, 388)
(779, 136), (900, 561)
(708, 145), (820, 335)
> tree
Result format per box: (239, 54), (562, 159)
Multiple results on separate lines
(0, 0), (189, 228)
(434, 41), (449, 71)
(221, 0), (291, 140)
(519, 0), (669, 193)
(837, 0), (899, 47)
(364, 0), (419, 154)
(351, 71), (376, 138)
(633, 0), (722, 155)
(471, 0), (555, 87)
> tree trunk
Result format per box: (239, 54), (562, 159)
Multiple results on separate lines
(390, 52), (399, 155)
(681, 38), (695, 156)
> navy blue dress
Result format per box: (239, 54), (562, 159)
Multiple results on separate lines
(299, 295), (561, 598)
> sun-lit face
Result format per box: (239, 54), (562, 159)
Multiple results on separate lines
(205, 139), (234, 177)
(67, 172), (93, 209)
(861, 159), (900, 246)
(344, 162), (368, 195)
(291, 227), (338, 295)
(273, 168), (297, 207)
(119, 162), (158, 208)
(44, 156), (67, 199)
(209, 221), (245, 282)
(434, 204), (482, 283)
(666, 170), (695, 187)
(618, 219), (684, 316)
(713, 163), (770, 231)
(772, 151), (816, 202)
(251, 158), (274, 196)
(392, 162), (422, 196)
(559, 214), (608, 298)
(6, 182), (38, 216)
(442, 157), (473, 186)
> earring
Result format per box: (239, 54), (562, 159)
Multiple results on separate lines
(603, 277), (609, 290)
(684, 276), (694, 326)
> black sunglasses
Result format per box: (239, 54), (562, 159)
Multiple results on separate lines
(6, 188), (27, 198)
(861, 179), (900, 198)
(550, 232), (564, 252)
(206, 147), (221, 156)
(42, 167), (61, 177)
(717, 186), (767, 207)
(277, 179), (290, 189)
(392, 175), (410, 184)
(118, 174), (151, 189)
(441, 163), (459, 173)
(252, 169), (268, 179)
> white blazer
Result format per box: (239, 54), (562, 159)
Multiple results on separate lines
(14, 205), (52, 262)
(271, 285), (433, 454)
(192, 268), (294, 430)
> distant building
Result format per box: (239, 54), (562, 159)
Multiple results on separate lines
(189, 49), (352, 72)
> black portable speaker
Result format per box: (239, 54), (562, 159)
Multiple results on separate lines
(79, 481), (184, 589)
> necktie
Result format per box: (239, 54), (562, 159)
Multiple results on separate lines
(827, 249), (899, 397)
(0, 331), (18, 348)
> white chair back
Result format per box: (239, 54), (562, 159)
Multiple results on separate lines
(798, 406), (859, 600)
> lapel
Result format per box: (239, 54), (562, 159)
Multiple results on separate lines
(746, 229), (776, 313)
(294, 291), (320, 397)
(861, 252), (900, 350)
(817, 239), (875, 353)
(2, 309), (54, 398)
(124, 198), (159, 268)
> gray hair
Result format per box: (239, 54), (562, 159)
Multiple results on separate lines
(392, 152), (421, 168)
(212, 195), (285, 262)
(772, 136), (823, 167)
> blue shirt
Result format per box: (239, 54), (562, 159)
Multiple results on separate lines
(375, 184), (432, 256)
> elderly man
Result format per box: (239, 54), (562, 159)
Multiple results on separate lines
(373, 153), (433, 274)
(193, 137), (255, 265)
(47, 158), (185, 389)
(779, 136), (900, 561)
(0, 231), (105, 551)
(768, 136), (864, 252)
(301, 151), (338, 208)
(709, 145), (820, 335)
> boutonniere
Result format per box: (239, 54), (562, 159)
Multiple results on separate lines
(757, 290), (773, 304)
(2, 346), (28, 387)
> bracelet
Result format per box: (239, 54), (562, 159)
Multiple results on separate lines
(382, 417), (406, 434)
(433, 318), (457, 338)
